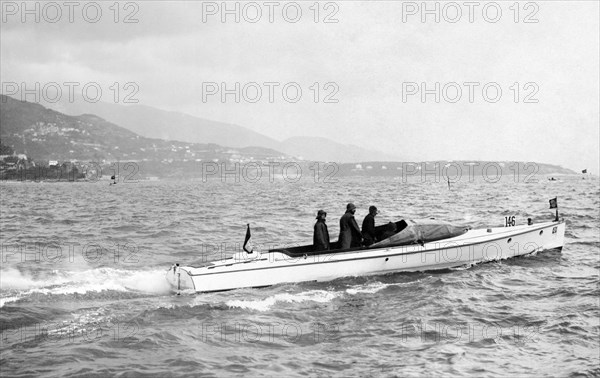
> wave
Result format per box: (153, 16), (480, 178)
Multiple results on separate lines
(223, 279), (423, 311)
(225, 289), (340, 312)
(0, 296), (21, 308)
(345, 282), (394, 295)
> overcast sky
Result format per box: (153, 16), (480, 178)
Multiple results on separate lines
(1, 1), (598, 172)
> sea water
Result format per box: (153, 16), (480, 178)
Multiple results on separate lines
(1, 176), (598, 377)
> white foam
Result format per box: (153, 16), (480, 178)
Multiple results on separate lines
(345, 282), (391, 295)
(226, 296), (278, 311)
(0, 268), (172, 306)
(345, 279), (428, 295)
(0, 296), (21, 307)
(117, 269), (173, 294)
(225, 290), (339, 311)
(0, 268), (39, 290)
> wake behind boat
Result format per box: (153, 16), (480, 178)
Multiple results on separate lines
(167, 201), (566, 293)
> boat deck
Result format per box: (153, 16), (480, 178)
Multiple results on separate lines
(268, 220), (559, 258)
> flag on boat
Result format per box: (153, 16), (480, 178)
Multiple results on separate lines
(582, 169), (587, 174)
(549, 197), (558, 209)
(243, 224), (253, 254)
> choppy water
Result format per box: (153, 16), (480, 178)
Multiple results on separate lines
(1, 176), (598, 377)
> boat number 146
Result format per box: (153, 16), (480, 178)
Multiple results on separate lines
(504, 216), (516, 227)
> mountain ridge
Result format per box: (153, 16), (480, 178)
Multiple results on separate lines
(0, 95), (579, 180)
(0, 95), (287, 164)
(38, 96), (402, 163)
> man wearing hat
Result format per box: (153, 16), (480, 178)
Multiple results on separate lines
(362, 206), (379, 246)
(313, 210), (330, 251)
(339, 203), (362, 249)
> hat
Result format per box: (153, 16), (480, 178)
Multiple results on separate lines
(346, 203), (356, 211)
(316, 210), (327, 219)
(369, 206), (378, 213)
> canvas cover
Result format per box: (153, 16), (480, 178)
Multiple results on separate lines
(371, 219), (468, 248)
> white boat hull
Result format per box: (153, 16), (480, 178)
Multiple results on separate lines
(167, 220), (565, 293)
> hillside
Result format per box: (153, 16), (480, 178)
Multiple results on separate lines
(41, 97), (404, 163)
(1, 95), (578, 181)
(47, 99), (283, 151)
(336, 161), (577, 178)
(0, 95), (288, 164)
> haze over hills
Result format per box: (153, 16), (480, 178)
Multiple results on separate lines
(0, 95), (579, 180)
(45, 98), (282, 151)
(0, 95), (286, 164)
(280, 136), (401, 163)
(40, 96), (402, 163)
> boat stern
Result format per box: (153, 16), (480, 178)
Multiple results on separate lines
(165, 264), (196, 292)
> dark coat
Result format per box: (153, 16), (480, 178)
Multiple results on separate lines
(339, 211), (362, 249)
(362, 214), (376, 245)
(313, 220), (330, 251)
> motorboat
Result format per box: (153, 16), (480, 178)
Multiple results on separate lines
(166, 208), (565, 293)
